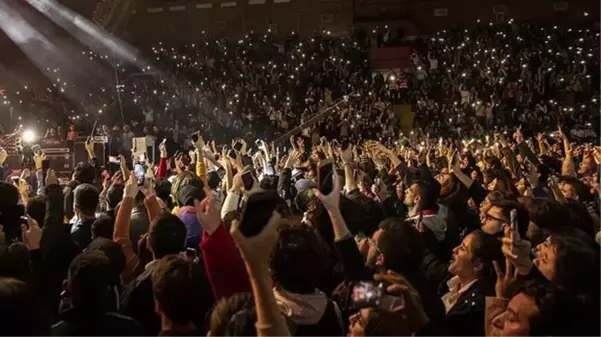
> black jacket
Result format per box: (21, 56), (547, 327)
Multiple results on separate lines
(70, 217), (95, 251)
(120, 264), (160, 336)
(39, 184), (79, 321)
(120, 260), (214, 336)
(51, 309), (142, 336)
(439, 278), (494, 336)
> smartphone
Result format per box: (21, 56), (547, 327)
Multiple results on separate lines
(134, 163), (145, 182)
(510, 209), (518, 233)
(351, 281), (384, 308)
(191, 133), (199, 143)
(228, 149), (237, 160)
(161, 138), (167, 146)
(238, 190), (279, 237)
(318, 162), (334, 195)
(320, 137), (327, 146)
(233, 141), (243, 152)
(109, 156), (120, 164)
(255, 139), (262, 147)
(242, 171), (254, 191)
(264, 164), (276, 176)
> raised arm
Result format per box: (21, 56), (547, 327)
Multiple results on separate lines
(156, 141), (168, 179)
(196, 189), (251, 300)
(113, 173), (141, 283)
(315, 172), (370, 281)
(230, 213), (290, 337)
(558, 126), (576, 177)
(339, 146), (358, 193)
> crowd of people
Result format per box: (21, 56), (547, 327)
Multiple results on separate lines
(0, 19), (599, 337)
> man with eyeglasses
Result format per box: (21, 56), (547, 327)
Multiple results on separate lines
(481, 199), (529, 238)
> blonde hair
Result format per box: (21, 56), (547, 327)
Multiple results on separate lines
(170, 171), (203, 205)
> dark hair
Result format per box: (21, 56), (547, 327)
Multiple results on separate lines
(488, 199), (529, 238)
(154, 180), (173, 209)
(148, 213), (186, 258)
(364, 309), (411, 336)
(74, 183), (99, 216)
(549, 227), (600, 294)
(270, 224), (332, 294)
(377, 218), (425, 274)
(68, 250), (114, 312)
(469, 230), (505, 283)
(0, 278), (49, 335)
(0, 183), (24, 239)
(492, 173), (519, 198)
(25, 195), (47, 228)
(209, 292), (256, 336)
(151, 255), (205, 325)
(73, 162), (96, 184)
(486, 189), (516, 203)
(0, 181), (20, 207)
(536, 164), (550, 183)
(87, 238), (126, 281)
(523, 198), (567, 236)
(412, 179), (439, 211)
(563, 200), (596, 237)
(91, 215), (115, 240)
(0, 243), (31, 282)
(106, 184), (124, 210)
(559, 176), (593, 202)
(528, 282), (600, 336)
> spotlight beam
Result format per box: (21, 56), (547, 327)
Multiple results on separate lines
(25, 0), (147, 69)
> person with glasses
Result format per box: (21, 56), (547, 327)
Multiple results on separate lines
(481, 200), (529, 238)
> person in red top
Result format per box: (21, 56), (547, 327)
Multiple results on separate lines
(66, 125), (77, 142)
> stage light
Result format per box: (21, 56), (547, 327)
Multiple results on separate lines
(22, 129), (37, 143)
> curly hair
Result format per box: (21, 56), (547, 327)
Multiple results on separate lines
(209, 292), (256, 336)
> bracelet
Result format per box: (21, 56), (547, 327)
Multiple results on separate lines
(255, 322), (273, 331)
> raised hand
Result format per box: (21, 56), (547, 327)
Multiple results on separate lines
(493, 257), (520, 299)
(119, 155), (130, 178)
(230, 211), (282, 269)
(314, 171), (341, 212)
(124, 172), (139, 199)
(193, 133), (205, 150)
(194, 187), (221, 235)
(338, 146), (352, 164)
(159, 140), (167, 158)
(500, 226), (532, 276)
(21, 216), (42, 251)
(373, 270), (429, 333)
